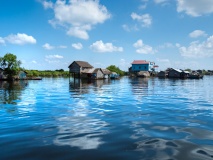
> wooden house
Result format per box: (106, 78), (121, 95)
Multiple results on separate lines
(81, 68), (106, 80)
(68, 61), (93, 78)
(101, 69), (111, 79)
(110, 72), (119, 79)
(168, 68), (182, 78)
(93, 68), (104, 79)
(157, 71), (167, 78)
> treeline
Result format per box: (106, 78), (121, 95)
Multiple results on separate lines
(25, 69), (70, 77)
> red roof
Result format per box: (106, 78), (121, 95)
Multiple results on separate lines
(132, 60), (149, 64)
(154, 65), (159, 68)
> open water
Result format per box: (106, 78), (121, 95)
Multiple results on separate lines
(0, 76), (213, 160)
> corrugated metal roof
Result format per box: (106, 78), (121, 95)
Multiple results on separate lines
(132, 60), (150, 64)
(172, 68), (182, 73)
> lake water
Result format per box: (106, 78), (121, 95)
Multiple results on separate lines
(0, 76), (213, 160)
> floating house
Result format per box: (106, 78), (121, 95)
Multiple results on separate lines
(129, 60), (158, 77)
(68, 61), (111, 80)
(157, 71), (167, 78)
(167, 68), (182, 78)
(131, 60), (157, 72)
(101, 69), (111, 79)
(68, 61), (93, 78)
(167, 68), (190, 79)
(110, 72), (119, 79)
(81, 68), (106, 79)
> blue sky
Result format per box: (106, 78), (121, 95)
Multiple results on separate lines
(0, 0), (213, 71)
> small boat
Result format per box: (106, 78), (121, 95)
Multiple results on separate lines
(188, 74), (203, 79)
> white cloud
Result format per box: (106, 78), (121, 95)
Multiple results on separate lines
(45, 54), (64, 59)
(131, 13), (152, 27)
(90, 40), (123, 53)
(5, 33), (36, 45)
(179, 35), (213, 58)
(58, 45), (67, 49)
(122, 24), (139, 32)
(158, 42), (175, 49)
(0, 37), (5, 44)
(42, 1), (53, 9)
(189, 30), (207, 38)
(133, 39), (156, 54)
(72, 43), (83, 50)
(67, 25), (90, 40)
(154, 0), (170, 5)
(32, 60), (37, 64)
(176, 43), (181, 47)
(46, 0), (110, 39)
(139, 4), (147, 10)
(43, 43), (55, 50)
(177, 0), (213, 17)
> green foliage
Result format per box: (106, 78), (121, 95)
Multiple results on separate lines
(25, 70), (69, 78)
(0, 53), (21, 80)
(107, 65), (125, 76)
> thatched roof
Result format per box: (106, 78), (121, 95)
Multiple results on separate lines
(69, 61), (93, 68)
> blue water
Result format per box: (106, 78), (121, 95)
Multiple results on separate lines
(0, 76), (213, 160)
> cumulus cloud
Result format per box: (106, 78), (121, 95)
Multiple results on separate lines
(43, 43), (55, 50)
(131, 13), (152, 27)
(43, 43), (67, 49)
(133, 39), (156, 54)
(90, 40), (123, 53)
(154, 0), (170, 6)
(72, 43), (83, 50)
(0, 37), (5, 44)
(177, 0), (213, 17)
(45, 54), (63, 59)
(189, 30), (207, 38)
(179, 35), (213, 58)
(42, 1), (53, 9)
(122, 24), (139, 32)
(31, 60), (37, 64)
(58, 45), (67, 49)
(45, 0), (110, 39)
(4, 33), (36, 45)
(158, 42), (175, 49)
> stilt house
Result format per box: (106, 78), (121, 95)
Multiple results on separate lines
(68, 61), (93, 78)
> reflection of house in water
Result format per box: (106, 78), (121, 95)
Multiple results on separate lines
(69, 78), (111, 95)
(130, 78), (149, 101)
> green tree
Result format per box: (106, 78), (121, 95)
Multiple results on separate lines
(0, 53), (21, 80)
(107, 65), (125, 76)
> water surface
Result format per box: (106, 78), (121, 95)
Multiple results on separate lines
(0, 76), (213, 160)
